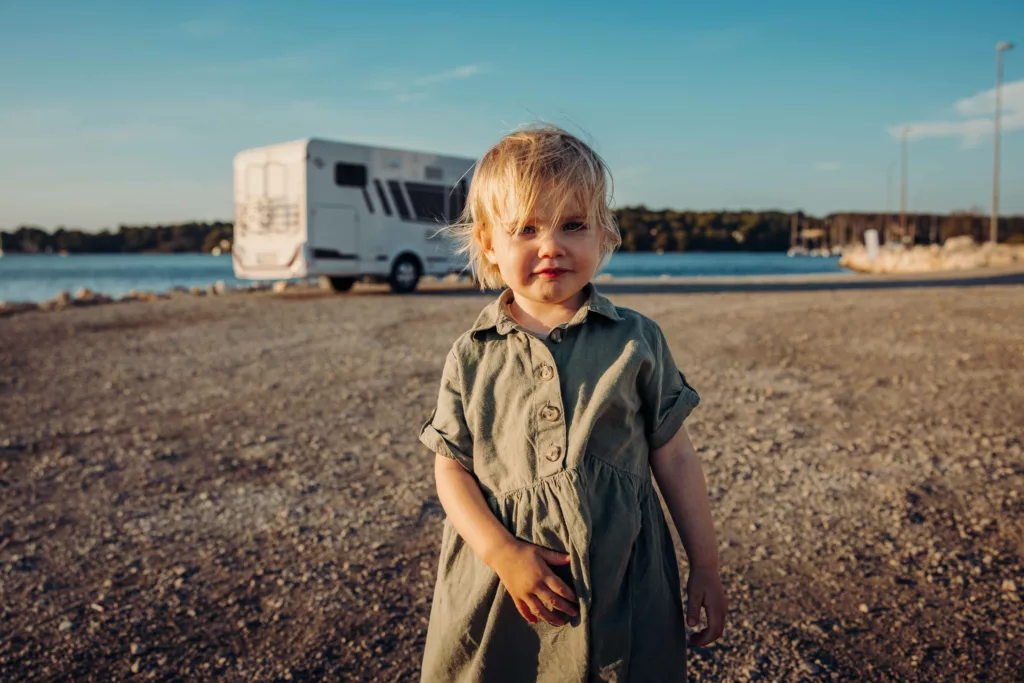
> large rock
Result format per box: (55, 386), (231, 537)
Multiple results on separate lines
(121, 290), (162, 302)
(38, 291), (73, 311)
(0, 302), (39, 317)
(943, 235), (976, 253)
(840, 238), (1024, 274)
(72, 288), (113, 306)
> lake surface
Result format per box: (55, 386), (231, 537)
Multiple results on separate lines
(0, 252), (845, 303)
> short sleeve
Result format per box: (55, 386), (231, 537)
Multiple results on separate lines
(639, 323), (700, 450)
(419, 349), (475, 472)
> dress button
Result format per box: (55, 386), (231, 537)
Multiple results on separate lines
(540, 405), (562, 422)
(539, 365), (555, 381)
(545, 445), (563, 461)
(550, 329), (562, 343)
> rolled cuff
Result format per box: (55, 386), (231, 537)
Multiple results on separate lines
(648, 377), (700, 450)
(419, 414), (474, 473)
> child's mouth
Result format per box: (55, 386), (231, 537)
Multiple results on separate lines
(536, 268), (569, 279)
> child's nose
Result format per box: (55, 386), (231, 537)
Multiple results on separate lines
(537, 231), (567, 258)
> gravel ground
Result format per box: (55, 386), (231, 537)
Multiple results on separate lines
(1, 279), (1022, 681)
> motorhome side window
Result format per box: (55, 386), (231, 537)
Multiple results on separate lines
(448, 180), (468, 223)
(335, 163), (367, 187)
(406, 182), (447, 223)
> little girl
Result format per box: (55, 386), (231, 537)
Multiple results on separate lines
(419, 125), (726, 682)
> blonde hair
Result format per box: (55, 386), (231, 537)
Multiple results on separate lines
(448, 123), (621, 290)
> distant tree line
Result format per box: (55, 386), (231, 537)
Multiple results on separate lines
(617, 208), (795, 251)
(1, 211), (1021, 254)
(1, 222), (234, 254)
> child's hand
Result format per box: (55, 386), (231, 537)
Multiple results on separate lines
(488, 540), (579, 626)
(685, 565), (727, 646)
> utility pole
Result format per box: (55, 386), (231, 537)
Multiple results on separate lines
(900, 127), (909, 244)
(992, 42), (1014, 244)
(886, 160), (897, 244)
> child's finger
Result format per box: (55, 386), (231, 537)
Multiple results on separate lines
(544, 575), (578, 604)
(527, 597), (566, 626)
(705, 602), (726, 643)
(685, 589), (704, 628)
(515, 598), (537, 624)
(537, 587), (578, 617)
(689, 626), (713, 647)
(539, 548), (572, 566)
(689, 595), (726, 647)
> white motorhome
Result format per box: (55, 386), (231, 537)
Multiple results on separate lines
(232, 138), (476, 293)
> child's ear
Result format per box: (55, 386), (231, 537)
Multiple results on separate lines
(478, 225), (499, 265)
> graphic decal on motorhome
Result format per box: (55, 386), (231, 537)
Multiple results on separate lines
(235, 198), (301, 236)
(373, 179), (392, 216)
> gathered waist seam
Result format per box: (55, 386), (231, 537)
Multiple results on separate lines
(584, 453), (651, 487)
(485, 467), (580, 501)
(483, 456), (651, 502)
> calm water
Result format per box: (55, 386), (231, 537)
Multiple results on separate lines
(0, 252), (844, 303)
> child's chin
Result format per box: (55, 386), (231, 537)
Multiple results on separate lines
(529, 279), (581, 298)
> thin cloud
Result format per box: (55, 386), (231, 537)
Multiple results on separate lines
(887, 79), (1024, 148)
(368, 63), (486, 102)
(199, 45), (338, 77)
(813, 161), (841, 171)
(414, 64), (484, 86)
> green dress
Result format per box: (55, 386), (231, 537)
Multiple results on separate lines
(419, 284), (700, 683)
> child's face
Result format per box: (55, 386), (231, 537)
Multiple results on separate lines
(482, 191), (603, 307)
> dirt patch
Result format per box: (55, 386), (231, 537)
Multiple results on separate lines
(1, 284), (1022, 681)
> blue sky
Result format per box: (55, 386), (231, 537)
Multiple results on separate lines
(1, 0), (1021, 231)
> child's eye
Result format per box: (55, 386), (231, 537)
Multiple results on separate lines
(563, 221), (586, 232)
(520, 225), (537, 235)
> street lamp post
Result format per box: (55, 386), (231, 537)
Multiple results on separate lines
(992, 41), (1014, 244)
(886, 160), (897, 243)
(900, 126), (910, 244)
